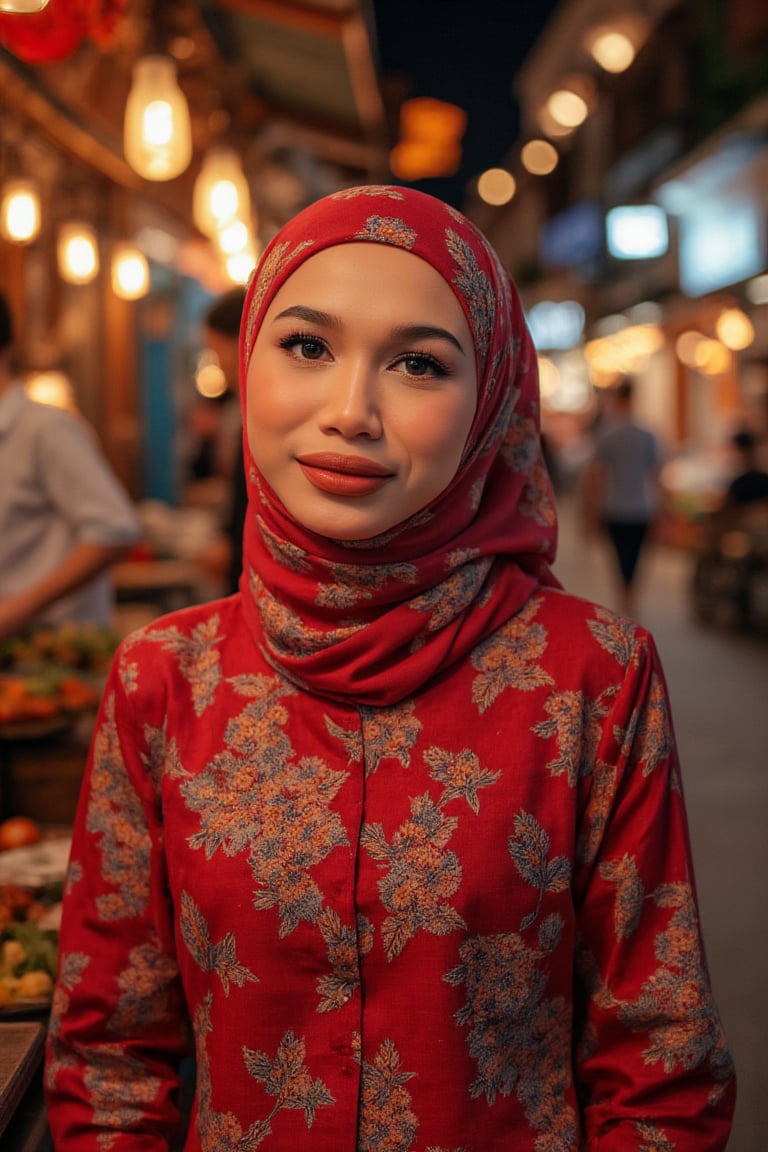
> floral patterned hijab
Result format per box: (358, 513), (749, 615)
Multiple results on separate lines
(238, 185), (558, 705)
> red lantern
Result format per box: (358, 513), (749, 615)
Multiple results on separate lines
(0, 0), (127, 64)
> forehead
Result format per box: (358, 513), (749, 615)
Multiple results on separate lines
(261, 243), (470, 333)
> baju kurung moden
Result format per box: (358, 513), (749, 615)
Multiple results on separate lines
(45, 186), (735, 1151)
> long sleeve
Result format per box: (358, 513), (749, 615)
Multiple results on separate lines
(45, 653), (189, 1150)
(573, 631), (735, 1149)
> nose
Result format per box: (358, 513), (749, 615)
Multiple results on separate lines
(319, 357), (382, 440)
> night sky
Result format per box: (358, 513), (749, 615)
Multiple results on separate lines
(372, 0), (563, 206)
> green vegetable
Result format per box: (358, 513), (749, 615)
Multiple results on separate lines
(1, 921), (58, 979)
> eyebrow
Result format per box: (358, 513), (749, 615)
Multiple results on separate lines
(272, 305), (468, 356)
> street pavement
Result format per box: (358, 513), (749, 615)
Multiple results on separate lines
(553, 493), (768, 1152)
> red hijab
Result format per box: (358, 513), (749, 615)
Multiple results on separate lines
(238, 185), (558, 705)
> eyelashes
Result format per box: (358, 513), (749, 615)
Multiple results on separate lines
(276, 329), (451, 378)
(277, 330), (327, 359)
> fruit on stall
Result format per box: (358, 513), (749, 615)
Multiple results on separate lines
(0, 624), (118, 672)
(0, 882), (58, 1005)
(0, 816), (42, 852)
(0, 670), (100, 724)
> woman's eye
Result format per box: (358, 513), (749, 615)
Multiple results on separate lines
(396, 353), (447, 378)
(298, 339), (325, 360)
(279, 333), (327, 360)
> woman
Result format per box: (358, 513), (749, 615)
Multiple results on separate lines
(45, 187), (735, 1150)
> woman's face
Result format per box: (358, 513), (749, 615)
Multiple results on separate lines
(246, 243), (477, 540)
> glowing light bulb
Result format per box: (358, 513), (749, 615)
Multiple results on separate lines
(58, 223), (99, 284)
(112, 245), (150, 300)
(477, 168), (516, 206)
(591, 31), (635, 72)
(124, 56), (192, 181)
(521, 140), (558, 176)
(193, 146), (250, 236)
(715, 308), (755, 351)
(0, 180), (40, 244)
(546, 90), (588, 129)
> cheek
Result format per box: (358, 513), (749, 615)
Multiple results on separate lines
(407, 395), (476, 473)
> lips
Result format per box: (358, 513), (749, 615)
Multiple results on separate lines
(297, 453), (393, 496)
(297, 453), (392, 477)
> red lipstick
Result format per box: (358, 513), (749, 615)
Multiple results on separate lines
(297, 453), (393, 496)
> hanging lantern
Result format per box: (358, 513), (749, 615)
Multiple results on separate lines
(111, 243), (149, 299)
(193, 146), (250, 236)
(123, 55), (192, 181)
(0, 1), (50, 11)
(0, 179), (41, 243)
(58, 221), (99, 284)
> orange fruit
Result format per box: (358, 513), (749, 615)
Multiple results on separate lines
(0, 816), (42, 852)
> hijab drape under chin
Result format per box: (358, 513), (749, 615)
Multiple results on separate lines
(238, 186), (559, 706)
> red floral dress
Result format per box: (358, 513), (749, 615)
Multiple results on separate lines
(45, 589), (734, 1150)
(45, 186), (735, 1148)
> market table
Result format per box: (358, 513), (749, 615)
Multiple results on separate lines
(0, 1020), (52, 1151)
(0, 719), (71, 822)
(112, 557), (211, 615)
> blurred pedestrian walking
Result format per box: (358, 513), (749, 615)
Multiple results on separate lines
(584, 375), (663, 616)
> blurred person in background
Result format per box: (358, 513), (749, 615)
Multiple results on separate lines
(692, 426), (768, 630)
(0, 290), (142, 640)
(720, 427), (768, 511)
(195, 286), (248, 595)
(183, 288), (245, 520)
(584, 375), (663, 616)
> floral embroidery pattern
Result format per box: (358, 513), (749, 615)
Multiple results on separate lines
(471, 596), (553, 713)
(327, 699), (422, 781)
(180, 891), (258, 994)
(410, 557), (493, 633)
(424, 746), (500, 813)
(355, 215), (418, 247)
(245, 238), (315, 355)
(194, 995), (333, 1148)
(508, 810), (571, 931)
(360, 700), (422, 775)
(591, 882), (734, 1103)
(588, 606), (638, 666)
(86, 692), (151, 921)
(84, 1045), (163, 1130)
(577, 759), (619, 868)
(144, 616), (224, 716)
(362, 793), (464, 960)
(598, 853), (645, 940)
(46, 951), (90, 1090)
(533, 686), (617, 786)
(160, 672), (366, 1012)
(362, 745), (499, 960)
(358, 1039), (418, 1152)
(331, 186), (405, 201)
(254, 571), (366, 658)
(109, 939), (180, 1033)
(445, 925), (577, 1144)
(619, 671), (673, 780)
(445, 228), (495, 355)
(317, 557), (418, 609)
(257, 517), (311, 573)
(316, 907), (373, 1013)
(636, 1120), (676, 1151)
(177, 674), (349, 937)
(520, 460), (558, 527)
